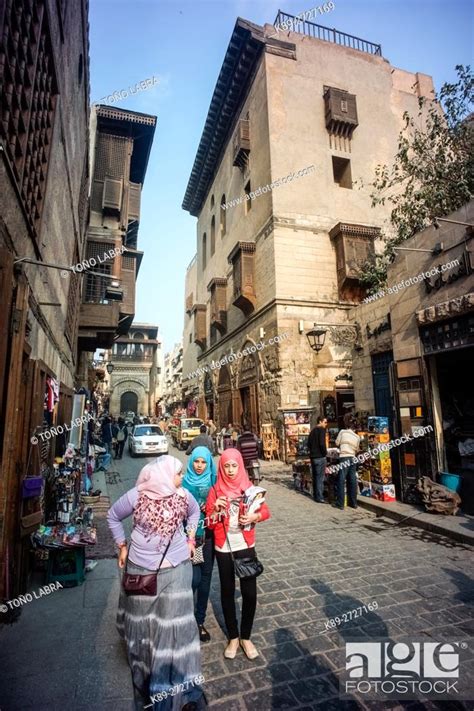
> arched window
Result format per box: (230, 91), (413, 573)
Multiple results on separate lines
(220, 195), (226, 237)
(210, 216), (216, 256)
(202, 233), (207, 268)
(133, 332), (145, 340)
(210, 195), (215, 209)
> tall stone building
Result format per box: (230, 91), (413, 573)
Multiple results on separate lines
(77, 104), (156, 377)
(0, 0), (90, 596)
(182, 14), (435, 451)
(163, 343), (184, 415)
(108, 323), (161, 417)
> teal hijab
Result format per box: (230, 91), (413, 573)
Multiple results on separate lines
(183, 446), (216, 532)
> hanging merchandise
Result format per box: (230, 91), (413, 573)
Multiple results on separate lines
(20, 444), (45, 536)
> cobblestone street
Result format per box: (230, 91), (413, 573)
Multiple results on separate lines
(1, 445), (473, 710)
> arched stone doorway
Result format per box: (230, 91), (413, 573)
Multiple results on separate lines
(204, 372), (215, 421)
(217, 366), (232, 428)
(238, 349), (260, 434)
(120, 391), (138, 415)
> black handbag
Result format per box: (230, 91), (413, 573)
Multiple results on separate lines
(224, 522), (264, 580)
(212, 485), (264, 580)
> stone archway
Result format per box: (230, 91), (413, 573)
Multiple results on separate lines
(238, 346), (260, 433)
(120, 391), (138, 414)
(110, 378), (148, 416)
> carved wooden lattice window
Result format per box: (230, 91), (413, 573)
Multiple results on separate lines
(229, 241), (256, 315)
(0, 0), (59, 236)
(65, 268), (80, 349)
(78, 157), (89, 239)
(83, 241), (114, 303)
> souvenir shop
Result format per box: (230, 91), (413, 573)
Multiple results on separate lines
(292, 413), (396, 503)
(23, 387), (99, 589)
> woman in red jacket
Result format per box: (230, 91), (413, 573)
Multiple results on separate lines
(205, 448), (271, 661)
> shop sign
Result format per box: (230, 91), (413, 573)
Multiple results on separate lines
(425, 252), (471, 294)
(367, 315), (391, 339)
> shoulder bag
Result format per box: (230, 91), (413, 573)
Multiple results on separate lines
(217, 484), (263, 580)
(123, 523), (178, 596)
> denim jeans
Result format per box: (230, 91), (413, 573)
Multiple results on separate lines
(310, 457), (326, 501)
(337, 457), (358, 508)
(192, 531), (215, 625)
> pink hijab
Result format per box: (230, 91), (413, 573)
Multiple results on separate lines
(134, 456), (186, 538)
(215, 448), (252, 499)
(136, 455), (183, 500)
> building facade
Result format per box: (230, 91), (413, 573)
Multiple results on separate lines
(77, 104), (156, 380)
(0, 0), (90, 597)
(163, 344), (184, 415)
(182, 15), (435, 453)
(108, 323), (161, 417)
(349, 202), (474, 508)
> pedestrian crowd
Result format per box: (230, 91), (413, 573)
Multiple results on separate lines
(103, 408), (364, 708)
(106, 417), (270, 710)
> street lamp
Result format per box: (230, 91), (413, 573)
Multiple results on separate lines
(306, 328), (327, 353)
(106, 363), (114, 375)
(305, 323), (362, 354)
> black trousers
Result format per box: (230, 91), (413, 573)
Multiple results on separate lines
(215, 547), (257, 640)
(115, 440), (125, 458)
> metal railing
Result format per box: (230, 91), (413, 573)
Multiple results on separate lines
(273, 11), (382, 56)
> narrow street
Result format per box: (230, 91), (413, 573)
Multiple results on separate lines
(1, 442), (472, 710)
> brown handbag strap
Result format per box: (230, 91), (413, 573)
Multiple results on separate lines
(124, 521), (178, 574)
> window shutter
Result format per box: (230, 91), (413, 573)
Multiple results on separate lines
(102, 177), (123, 212)
(128, 182), (141, 222)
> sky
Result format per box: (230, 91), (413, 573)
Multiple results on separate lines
(89, 0), (473, 353)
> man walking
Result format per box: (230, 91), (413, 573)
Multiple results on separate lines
(237, 424), (260, 482)
(307, 416), (328, 503)
(186, 425), (215, 455)
(115, 418), (128, 459)
(335, 417), (360, 510)
(101, 416), (113, 455)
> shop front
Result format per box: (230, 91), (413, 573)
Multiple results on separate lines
(418, 299), (474, 512)
(387, 205), (474, 510)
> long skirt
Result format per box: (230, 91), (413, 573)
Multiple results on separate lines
(117, 559), (206, 710)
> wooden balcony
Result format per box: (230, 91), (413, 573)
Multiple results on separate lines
(228, 242), (256, 316)
(232, 119), (250, 169)
(186, 292), (193, 314)
(78, 302), (121, 350)
(208, 277), (227, 334)
(192, 304), (207, 349)
(329, 222), (380, 302)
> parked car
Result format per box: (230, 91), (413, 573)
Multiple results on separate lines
(128, 425), (168, 457)
(170, 417), (203, 450)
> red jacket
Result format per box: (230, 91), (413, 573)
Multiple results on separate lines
(205, 486), (271, 549)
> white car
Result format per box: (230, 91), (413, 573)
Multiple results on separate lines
(128, 425), (168, 457)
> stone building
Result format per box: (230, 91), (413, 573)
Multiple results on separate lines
(77, 104), (156, 380)
(348, 202), (474, 508)
(108, 323), (161, 417)
(0, 0), (90, 597)
(181, 13), (435, 454)
(163, 344), (184, 415)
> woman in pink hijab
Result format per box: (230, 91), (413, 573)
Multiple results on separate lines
(205, 449), (271, 660)
(107, 455), (206, 710)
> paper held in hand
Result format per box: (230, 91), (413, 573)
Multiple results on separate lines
(242, 485), (266, 530)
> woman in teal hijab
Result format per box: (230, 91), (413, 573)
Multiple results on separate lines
(183, 446), (216, 642)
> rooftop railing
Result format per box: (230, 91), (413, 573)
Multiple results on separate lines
(273, 10), (382, 56)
